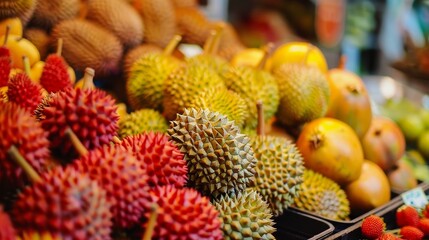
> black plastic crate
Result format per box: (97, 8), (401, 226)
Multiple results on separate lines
(274, 209), (335, 240)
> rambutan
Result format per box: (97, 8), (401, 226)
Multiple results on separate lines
(7, 72), (44, 112)
(0, 205), (16, 240)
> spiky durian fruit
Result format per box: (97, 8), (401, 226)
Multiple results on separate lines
(39, 53), (72, 93)
(123, 44), (162, 78)
(120, 132), (187, 188)
(0, 102), (49, 187)
(0, 0), (36, 20)
(213, 189), (276, 240)
(118, 109), (168, 138)
(168, 108), (256, 198)
(127, 53), (180, 111)
(36, 88), (119, 159)
(293, 169), (350, 220)
(12, 167), (112, 240)
(30, 0), (80, 29)
(51, 19), (123, 76)
(7, 72), (44, 112)
(175, 7), (211, 46)
(23, 28), (50, 60)
(143, 185), (223, 240)
(250, 136), (305, 216)
(189, 88), (248, 128)
(0, 205), (16, 240)
(72, 144), (150, 229)
(163, 64), (225, 121)
(87, 0), (143, 48)
(223, 66), (280, 129)
(133, 0), (176, 47)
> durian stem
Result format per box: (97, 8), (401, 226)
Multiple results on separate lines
(112, 136), (121, 144)
(56, 38), (63, 56)
(257, 42), (274, 70)
(3, 25), (10, 46)
(203, 30), (216, 54)
(82, 67), (95, 90)
(7, 145), (42, 183)
(65, 127), (89, 156)
(142, 204), (159, 240)
(209, 23), (225, 55)
(22, 56), (31, 76)
(256, 100), (265, 136)
(163, 35), (182, 56)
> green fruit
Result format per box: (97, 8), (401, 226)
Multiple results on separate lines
(163, 64), (225, 121)
(293, 169), (350, 220)
(213, 189), (276, 240)
(272, 64), (330, 126)
(398, 114), (425, 141)
(249, 135), (305, 216)
(189, 88), (248, 128)
(118, 109), (168, 138)
(419, 109), (429, 129)
(127, 53), (180, 111)
(223, 66), (279, 129)
(168, 108), (256, 198)
(418, 130), (429, 158)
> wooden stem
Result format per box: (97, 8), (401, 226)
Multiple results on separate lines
(22, 56), (31, 76)
(256, 100), (265, 136)
(338, 55), (347, 69)
(7, 145), (42, 183)
(257, 42), (274, 70)
(65, 127), (88, 156)
(142, 204), (159, 240)
(3, 25), (10, 46)
(82, 67), (95, 90)
(56, 38), (63, 56)
(209, 23), (225, 55)
(203, 30), (216, 54)
(163, 35), (182, 56)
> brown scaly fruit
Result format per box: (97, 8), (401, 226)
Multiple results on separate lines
(0, 102), (49, 187)
(170, 0), (198, 8)
(143, 185), (223, 240)
(86, 0), (143, 48)
(175, 7), (211, 46)
(0, 0), (36, 25)
(123, 44), (162, 78)
(0, 205), (17, 240)
(133, 0), (176, 47)
(214, 21), (246, 61)
(23, 28), (50, 60)
(30, 0), (80, 29)
(72, 144), (150, 229)
(118, 108), (168, 138)
(51, 19), (123, 76)
(119, 132), (187, 188)
(12, 167), (113, 240)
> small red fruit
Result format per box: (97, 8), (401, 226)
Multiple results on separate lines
(418, 218), (429, 236)
(400, 226), (424, 240)
(362, 215), (385, 239)
(376, 233), (398, 240)
(396, 205), (420, 227)
(422, 204), (429, 218)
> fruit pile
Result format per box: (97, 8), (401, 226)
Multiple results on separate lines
(361, 204), (429, 240)
(0, 0), (420, 239)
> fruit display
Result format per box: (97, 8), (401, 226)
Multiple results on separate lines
(0, 1), (427, 239)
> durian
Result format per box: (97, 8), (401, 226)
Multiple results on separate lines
(175, 7), (211, 46)
(168, 108), (256, 198)
(118, 109), (168, 138)
(293, 169), (350, 220)
(0, 0), (36, 22)
(123, 43), (162, 78)
(30, 0), (80, 29)
(171, 0), (198, 8)
(213, 189), (276, 240)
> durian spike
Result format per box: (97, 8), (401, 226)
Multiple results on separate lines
(256, 100), (265, 136)
(209, 23), (225, 55)
(56, 38), (63, 56)
(22, 56), (31, 76)
(338, 55), (347, 69)
(112, 136), (121, 144)
(81, 67), (95, 90)
(3, 25), (10, 46)
(202, 30), (216, 54)
(257, 42), (274, 70)
(65, 127), (89, 156)
(142, 204), (159, 240)
(163, 35), (182, 56)
(7, 145), (42, 183)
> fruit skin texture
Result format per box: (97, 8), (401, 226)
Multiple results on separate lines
(39, 54), (72, 93)
(145, 185), (223, 240)
(396, 205), (420, 228)
(361, 215), (385, 239)
(326, 68), (372, 139)
(377, 233), (399, 240)
(119, 132), (187, 188)
(0, 34), (40, 70)
(168, 108), (256, 198)
(24, 28), (50, 60)
(400, 226), (424, 240)
(362, 116), (405, 172)
(213, 190), (276, 240)
(0, 206), (16, 240)
(118, 109), (168, 138)
(0, 102), (49, 187)
(72, 144), (150, 229)
(7, 72), (44, 112)
(0, 48), (11, 87)
(418, 218), (429, 235)
(423, 204), (429, 218)
(250, 136), (305, 216)
(36, 88), (119, 159)
(345, 161), (391, 215)
(12, 167), (112, 240)
(21, 232), (62, 240)
(0, 17), (23, 37)
(123, 44), (162, 78)
(294, 169), (350, 220)
(296, 117), (363, 186)
(388, 160), (418, 192)
(0, 0), (35, 19)
(30, 0), (79, 29)
(273, 64), (330, 127)
(175, 7), (211, 46)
